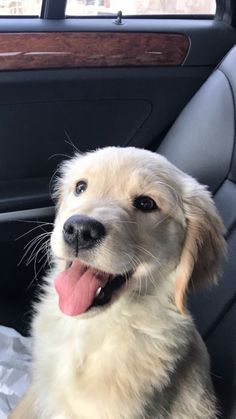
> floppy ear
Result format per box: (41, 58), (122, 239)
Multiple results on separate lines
(175, 178), (226, 314)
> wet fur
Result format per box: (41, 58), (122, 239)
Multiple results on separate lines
(10, 147), (226, 419)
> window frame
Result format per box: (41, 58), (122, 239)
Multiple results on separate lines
(41, 0), (66, 18)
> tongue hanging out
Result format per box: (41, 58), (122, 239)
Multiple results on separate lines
(54, 260), (109, 316)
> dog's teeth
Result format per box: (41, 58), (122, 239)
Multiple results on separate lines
(96, 287), (102, 297)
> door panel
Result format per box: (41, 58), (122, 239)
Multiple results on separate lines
(0, 66), (211, 213)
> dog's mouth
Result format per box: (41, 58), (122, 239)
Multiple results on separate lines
(54, 259), (133, 317)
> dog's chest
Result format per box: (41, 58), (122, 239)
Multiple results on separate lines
(38, 315), (164, 419)
(33, 294), (183, 419)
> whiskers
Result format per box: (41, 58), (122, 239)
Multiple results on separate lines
(98, 243), (161, 299)
(16, 221), (53, 290)
(133, 245), (165, 297)
(123, 252), (142, 292)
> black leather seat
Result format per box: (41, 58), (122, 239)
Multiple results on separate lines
(158, 45), (236, 418)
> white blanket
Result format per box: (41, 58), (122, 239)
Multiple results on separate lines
(0, 326), (32, 419)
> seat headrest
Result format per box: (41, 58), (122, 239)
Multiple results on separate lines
(158, 45), (236, 193)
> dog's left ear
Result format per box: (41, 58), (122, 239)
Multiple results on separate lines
(175, 178), (226, 314)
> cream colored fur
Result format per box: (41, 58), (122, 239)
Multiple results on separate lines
(9, 147), (226, 419)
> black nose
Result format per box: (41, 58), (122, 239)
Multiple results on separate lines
(63, 215), (106, 251)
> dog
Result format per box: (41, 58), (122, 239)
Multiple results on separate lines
(10, 147), (226, 419)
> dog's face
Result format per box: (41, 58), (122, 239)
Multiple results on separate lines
(51, 147), (225, 317)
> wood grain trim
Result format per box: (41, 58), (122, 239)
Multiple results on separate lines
(0, 32), (189, 71)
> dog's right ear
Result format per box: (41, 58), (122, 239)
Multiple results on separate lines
(175, 177), (226, 314)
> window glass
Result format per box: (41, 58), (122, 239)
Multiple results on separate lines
(0, 0), (42, 15)
(66, 0), (216, 16)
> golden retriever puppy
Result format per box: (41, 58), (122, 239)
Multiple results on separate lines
(10, 147), (225, 419)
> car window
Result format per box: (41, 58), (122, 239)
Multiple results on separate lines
(0, 0), (42, 16)
(66, 0), (216, 17)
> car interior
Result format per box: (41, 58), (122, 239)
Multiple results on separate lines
(0, 0), (236, 417)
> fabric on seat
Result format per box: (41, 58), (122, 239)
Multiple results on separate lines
(158, 45), (236, 418)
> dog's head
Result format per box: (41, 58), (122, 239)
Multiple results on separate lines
(51, 147), (226, 317)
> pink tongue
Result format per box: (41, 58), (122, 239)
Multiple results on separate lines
(54, 260), (105, 316)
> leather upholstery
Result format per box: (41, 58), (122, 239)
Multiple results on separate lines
(158, 45), (236, 419)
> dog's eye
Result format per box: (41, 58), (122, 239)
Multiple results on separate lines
(75, 180), (87, 196)
(133, 196), (157, 212)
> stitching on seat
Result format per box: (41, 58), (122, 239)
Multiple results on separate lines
(198, 68), (235, 198)
(205, 212), (236, 341)
(205, 70), (236, 341)
(217, 68), (236, 187)
(204, 226), (236, 341)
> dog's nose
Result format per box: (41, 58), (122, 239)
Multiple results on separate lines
(63, 215), (106, 251)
